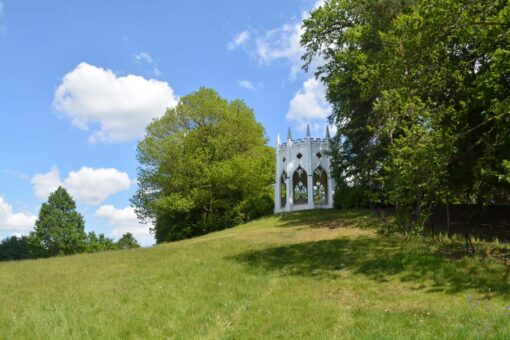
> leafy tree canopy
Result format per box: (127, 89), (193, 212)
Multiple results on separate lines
(116, 232), (141, 250)
(28, 186), (87, 257)
(302, 0), (510, 226)
(85, 231), (117, 252)
(132, 87), (274, 243)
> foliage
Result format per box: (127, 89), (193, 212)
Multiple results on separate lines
(0, 210), (508, 338)
(28, 186), (87, 257)
(132, 87), (275, 243)
(302, 0), (510, 228)
(0, 236), (31, 261)
(116, 232), (140, 250)
(84, 232), (117, 252)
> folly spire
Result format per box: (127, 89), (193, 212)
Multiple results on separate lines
(306, 124), (311, 138)
(325, 126), (331, 139)
(287, 127), (292, 141)
(277, 133), (281, 146)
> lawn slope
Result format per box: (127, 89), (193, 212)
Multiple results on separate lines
(0, 210), (509, 338)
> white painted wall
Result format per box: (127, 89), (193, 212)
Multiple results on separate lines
(274, 127), (335, 213)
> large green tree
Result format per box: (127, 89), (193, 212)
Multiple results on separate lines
(302, 0), (510, 227)
(132, 87), (274, 243)
(28, 187), (87, 257)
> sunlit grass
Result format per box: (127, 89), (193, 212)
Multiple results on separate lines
(0, 209), (508, 338)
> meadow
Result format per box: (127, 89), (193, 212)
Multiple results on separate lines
(1, 210), (509, 338)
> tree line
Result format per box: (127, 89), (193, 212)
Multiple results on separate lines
(301, 0), (509, 231)
(0, 187), (140, 261)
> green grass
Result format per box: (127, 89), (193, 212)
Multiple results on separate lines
(1, 210), (509, 339)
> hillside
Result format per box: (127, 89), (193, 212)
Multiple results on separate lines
(1, 210), (509, 338)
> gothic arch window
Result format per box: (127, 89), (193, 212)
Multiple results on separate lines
(293, 166), (308, 204)
(313, 166), (328, 204)
(280, 171), (287, 208)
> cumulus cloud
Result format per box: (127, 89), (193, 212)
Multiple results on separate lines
(227, 30), (250, 50)
(0, 197), (36, 233)
(53, 62), (178, 143)
(134, 52), (161, 77)
(32, 166), (62, 199)
(32, 166), (131, 205)
(286, 77), (331, 133)
(95, 205), (154, 246)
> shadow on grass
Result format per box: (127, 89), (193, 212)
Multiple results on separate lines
(276, 209), (380, 229)
(230, 235), (510, 296)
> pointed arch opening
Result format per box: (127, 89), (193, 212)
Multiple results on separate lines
(280, 171), (287, 208)
(313, 165), (328, 205)
(293, 166), (308, 204)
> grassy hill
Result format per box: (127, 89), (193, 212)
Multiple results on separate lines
(1, 210), (509, 338)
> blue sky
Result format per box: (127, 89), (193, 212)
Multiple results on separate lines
(0, 0), (331, 246)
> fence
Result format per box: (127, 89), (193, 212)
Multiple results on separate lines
(373, 204), (510, 242)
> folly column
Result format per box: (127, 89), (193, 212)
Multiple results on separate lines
(325, 127), (334, 208)
(286, 128), (293, 211)
(306, 124), (314, 209)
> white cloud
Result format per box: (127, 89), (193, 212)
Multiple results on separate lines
(238, 80), (257, 91)
(32, 166), (61, 199)
(64, 167), (131, 205)
(3, 169), (30, 180)
(32, 166), (131, 205)
(95, 205), (154, 246)
(227, 30), (250, 50)
(0, 197), (36, 233)
(134, 52), (161, 77)
(255, 22), (304, 79)
(227, 1), (327, 81)
(227, 24), (304, 80)
(227, 1), (333, 136)
(286, 77), (331, 133)
(53, 62), (178, 143)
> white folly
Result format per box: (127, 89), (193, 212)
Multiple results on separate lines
(274, 125), (335, 213)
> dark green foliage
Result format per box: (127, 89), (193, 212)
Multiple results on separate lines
(239, 192), (274, 221)
(302, 0), (510, 230)
(333, 184), (372, 210)
(132, 87), (275, 243)
(0, 235), (31, 261)
(85, 232), (117, 252)
(28, 187), (87, 257)
(116, 232), (140, 250)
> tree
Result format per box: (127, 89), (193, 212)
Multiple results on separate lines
(28, 187), (87, 257)
(116, 233), (140, 249)
(302, 0), (510, 228)
(0, 235), (31, 261)
(85, 231), (117, 252)
(132, 87), (275, 243)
